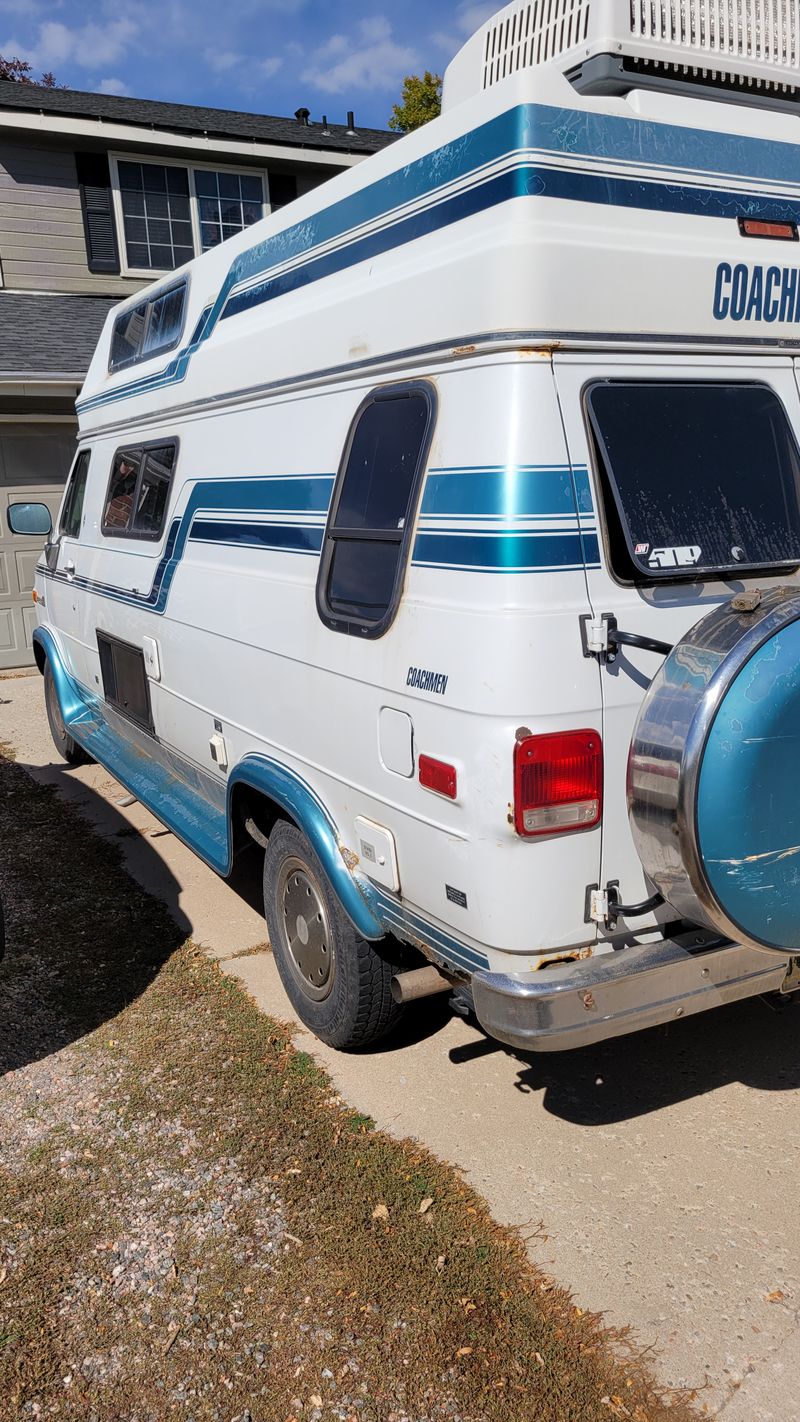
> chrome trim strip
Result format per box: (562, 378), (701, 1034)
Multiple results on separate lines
(78, 328), (800, 441)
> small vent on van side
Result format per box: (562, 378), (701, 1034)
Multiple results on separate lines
(629, 0), (800, 72)
(482, 0), (592, 86)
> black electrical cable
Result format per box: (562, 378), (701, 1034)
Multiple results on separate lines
(607, 891), (664, 924)
(611, 629), (673, 657)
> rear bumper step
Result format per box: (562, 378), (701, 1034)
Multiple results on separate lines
(471, 935), (793, 1053)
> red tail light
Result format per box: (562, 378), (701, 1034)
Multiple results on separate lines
(514, 729), (602, 837)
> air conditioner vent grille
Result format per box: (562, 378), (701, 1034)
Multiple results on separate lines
(483, 0), (592, 86)
(629, 0), (800, 70)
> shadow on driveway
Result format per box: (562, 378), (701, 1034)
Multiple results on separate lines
(0, 754), (187, 1076)
(449, 991), (800, 1124)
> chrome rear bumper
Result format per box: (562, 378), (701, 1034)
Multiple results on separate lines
(471, 934), (793, 1053)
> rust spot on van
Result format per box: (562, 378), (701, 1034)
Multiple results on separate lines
(534, 945), (593, 971)
(452, 344), (477, 356)
(340, 846), (359, 872)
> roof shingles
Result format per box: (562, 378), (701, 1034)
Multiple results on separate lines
(0, 292), (115, 376)
(0, 80), (397, 157)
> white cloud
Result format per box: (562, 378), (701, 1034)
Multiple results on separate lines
(457, 1), (500, 35)
(2, 15), (138, 71)
(204, 47), (241, 74)
(98, 75), (129, 94)
(302, 16), (418, 96)
(203, 44), (282, 87)
(432, 0), (500, 59)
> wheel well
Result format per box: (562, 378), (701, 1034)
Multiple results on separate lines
(229, 782), (294, 859)
(33, 641), (46, 674)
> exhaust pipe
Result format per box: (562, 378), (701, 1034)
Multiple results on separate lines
(391, 965), (454, 1004)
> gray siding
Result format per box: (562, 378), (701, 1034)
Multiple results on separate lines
(0, 140), (140, 297)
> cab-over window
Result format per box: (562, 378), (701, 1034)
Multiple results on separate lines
(102, 441), (177, 541)
(317, 383), (436, 638)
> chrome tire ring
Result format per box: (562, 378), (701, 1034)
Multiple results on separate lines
(629, 586), (800, 953)
(276, 855), (335, 1001)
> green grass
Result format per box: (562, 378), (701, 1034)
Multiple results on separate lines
(0, 751), (701, 1422)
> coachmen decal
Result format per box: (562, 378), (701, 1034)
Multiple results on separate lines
(713, 262), (800, 322)
(407, 666), (449, 695)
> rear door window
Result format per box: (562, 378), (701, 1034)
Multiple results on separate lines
(586, 381), (800, 580)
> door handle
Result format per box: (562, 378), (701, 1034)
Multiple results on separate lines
(64, 558), (75, 579)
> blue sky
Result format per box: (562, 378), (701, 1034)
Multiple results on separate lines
(0, 1), (500, 130)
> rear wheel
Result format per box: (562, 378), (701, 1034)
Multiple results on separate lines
(262, 820), (404, 1050)
(44, 659), (86, 765)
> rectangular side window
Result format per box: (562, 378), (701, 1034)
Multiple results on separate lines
(586, 381), (800, 582)
(317, 384), (436, 638)
(97, 631), (154, 733)
(110, 279), (186, 372)
(60, 449), (91, 539)
(102, 442), (177, 541)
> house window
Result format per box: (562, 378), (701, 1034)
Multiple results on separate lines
(102, 442), (177, 541)
(195, 169), (264, 250)
(60, 449), (91, 539)
(118, 161), (194, 271)
(317, 384), (436, 639)
(113, 156), (267, 273)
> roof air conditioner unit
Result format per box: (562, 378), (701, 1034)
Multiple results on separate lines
(442, 0), (800, 112)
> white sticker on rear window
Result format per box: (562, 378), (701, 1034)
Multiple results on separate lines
(647, 545), (701, 569)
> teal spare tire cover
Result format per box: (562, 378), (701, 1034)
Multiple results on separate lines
(629, 587), (800, 952)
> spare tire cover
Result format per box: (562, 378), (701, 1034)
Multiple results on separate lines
(629, 587), (800, 953)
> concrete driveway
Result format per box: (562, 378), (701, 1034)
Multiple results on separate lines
(2, 669), (798, 1420)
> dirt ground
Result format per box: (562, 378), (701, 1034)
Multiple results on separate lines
(1, 671), (799, 1419)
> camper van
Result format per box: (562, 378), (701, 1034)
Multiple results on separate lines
(19, 0), (800, 1052)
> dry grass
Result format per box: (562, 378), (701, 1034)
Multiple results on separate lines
(0, 752), (702, 1422)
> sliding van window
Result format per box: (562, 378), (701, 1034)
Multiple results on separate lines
(317, 383), (436, 638)
(109, 279), (187, 372)
(60, 449), (91, 539)
(586, 381), (800, 581)
(102, 441), (177, 541)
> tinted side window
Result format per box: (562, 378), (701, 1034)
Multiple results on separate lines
(317, 385), (435, 638)
(102, 443), (177, 541)
(60, 450), (91, 539)
(109, 280), (186, 372)
(586, 381), (800, 581)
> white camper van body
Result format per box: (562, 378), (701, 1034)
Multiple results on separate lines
(30, 0), (800, 1050)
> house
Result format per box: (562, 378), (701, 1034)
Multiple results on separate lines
(0, 80), (395, 667)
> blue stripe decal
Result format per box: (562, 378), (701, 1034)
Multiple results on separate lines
(370, 885), (490, 973)
(38, 465), (598, 612)
(220, 163), (799, 327)
(190, 520), (324, 554)
(78, 102), (800, 414)
(421, 465), (584, 519)
(412, 530), (589, 572)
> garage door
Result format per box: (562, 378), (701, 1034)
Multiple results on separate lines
(0, 421), (76, 669)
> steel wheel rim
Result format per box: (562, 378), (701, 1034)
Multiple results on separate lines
(277, 856), (334, 1002)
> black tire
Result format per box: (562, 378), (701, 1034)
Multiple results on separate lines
(263, 819), (404, 1050)
(44, 658), (87, 765)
